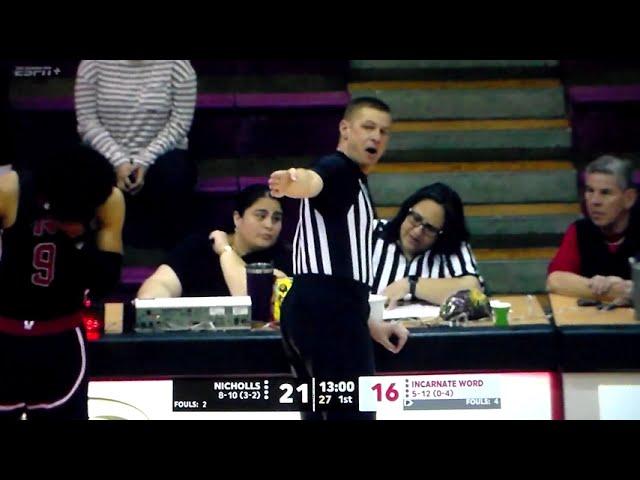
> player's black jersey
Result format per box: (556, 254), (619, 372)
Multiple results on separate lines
(0, 172), (95, 320)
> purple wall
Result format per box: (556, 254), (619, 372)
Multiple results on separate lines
(561, 60), (640, 159)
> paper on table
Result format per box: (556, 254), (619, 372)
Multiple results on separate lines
(383, 303), (441, 320)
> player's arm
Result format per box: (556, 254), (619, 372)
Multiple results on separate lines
(95, 187), (125, 254)
(0, 171), (19, 229)
(87, 187), (125, 297)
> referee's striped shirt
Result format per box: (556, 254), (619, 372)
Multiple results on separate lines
(75, 60), (197, 168)
(371, 219), (484, 294)
(293, 151), (375, 287)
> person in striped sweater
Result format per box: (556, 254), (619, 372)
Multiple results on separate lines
(74, 60), (197, 248)
(373, 182), (484, 309)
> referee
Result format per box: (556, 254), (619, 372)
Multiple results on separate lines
(269, 97), (409, 420)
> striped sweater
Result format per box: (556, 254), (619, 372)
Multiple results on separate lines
(74, 60), (197, 168)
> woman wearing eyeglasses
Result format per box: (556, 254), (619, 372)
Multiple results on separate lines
(372, 182), (484, 308)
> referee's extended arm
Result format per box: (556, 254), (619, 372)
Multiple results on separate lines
(268, 168), (324, 199)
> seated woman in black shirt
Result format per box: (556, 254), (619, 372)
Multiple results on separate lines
(137, 184), (292, 297)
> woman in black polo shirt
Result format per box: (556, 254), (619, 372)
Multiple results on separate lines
(137, 184), (292, 298)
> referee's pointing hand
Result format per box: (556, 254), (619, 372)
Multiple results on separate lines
(269, 168), (297, 198)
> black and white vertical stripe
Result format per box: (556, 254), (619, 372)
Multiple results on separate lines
(293, 179), (375, 286)
(371, 219), (483, 294)
(75, 60), (197, 168)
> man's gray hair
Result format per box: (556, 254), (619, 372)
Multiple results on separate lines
(585, 154), (635, 190)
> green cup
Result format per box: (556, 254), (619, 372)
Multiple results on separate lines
(490, 300), (511, 327)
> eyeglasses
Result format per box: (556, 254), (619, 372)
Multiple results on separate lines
(406, 209), (443, 236)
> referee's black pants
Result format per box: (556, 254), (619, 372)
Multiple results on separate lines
(280, 274), (375, 421)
